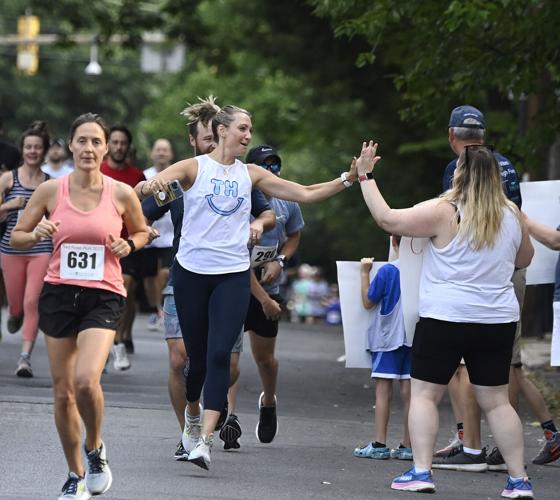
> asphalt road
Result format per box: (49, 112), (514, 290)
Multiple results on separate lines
(0, 315), (557, 499)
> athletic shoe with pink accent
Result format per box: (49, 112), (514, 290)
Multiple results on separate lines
(391, 467), (435, 493)
(500, 477), (533, 498)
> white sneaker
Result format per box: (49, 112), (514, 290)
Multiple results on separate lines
(58, 472), (91, 499)
(84, 441), (112, 495)
(188, 434), (213, 470)
(182, 407), (202, 456)
(112, 343), (131, 371)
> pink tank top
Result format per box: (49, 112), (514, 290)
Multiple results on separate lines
(45, 175), (126, 296)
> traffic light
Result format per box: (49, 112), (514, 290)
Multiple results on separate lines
(17, 15), (40, 75)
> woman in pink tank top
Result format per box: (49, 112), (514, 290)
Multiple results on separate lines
(10, 113), (150, 499)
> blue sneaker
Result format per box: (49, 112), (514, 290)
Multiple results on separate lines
(501, 477), (533, 498)
(391, 467), (435, 493)
(353, 442), (390, 459)
(391, 445), (413, 460)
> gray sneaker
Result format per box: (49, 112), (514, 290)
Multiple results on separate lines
(432, 446), (488, 472)
(15, 355), (33, 378)
(58, 472), (91, 500)
(486, 447), (508, 471)
(85, 441), (112, 495)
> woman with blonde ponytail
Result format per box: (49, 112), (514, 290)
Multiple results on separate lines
(354, 141), (535, 498)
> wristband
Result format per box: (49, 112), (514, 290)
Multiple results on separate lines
(358, 172), (374, 183)
(340, 172), (353, 188)
(126, 239), (136, 253)
(275, 254), (287, 268)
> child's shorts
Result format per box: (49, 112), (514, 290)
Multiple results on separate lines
(371, 345), (411, 379)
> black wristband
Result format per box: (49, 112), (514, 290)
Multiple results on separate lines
(126, 239), (136, 253)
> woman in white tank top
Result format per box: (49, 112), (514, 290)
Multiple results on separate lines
(354, 141), (534, 497)
(135, 102), (360, 471)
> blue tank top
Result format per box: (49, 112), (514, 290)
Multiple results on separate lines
(0, 169), (53, 255)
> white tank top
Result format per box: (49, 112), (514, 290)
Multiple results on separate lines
(176, 154), (252, 274)
(419, 206), (521, 323)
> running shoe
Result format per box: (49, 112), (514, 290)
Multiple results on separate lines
(487, 447), (508, 472)
(147, 312), (161, 331)
(84, 441), (112, 495)
(256, 392), (278, 443)
(501, 477), (534, 498)
(432, 446), (488, 472)
(532, 429), (560, 465)
(112, 343), (131, 371)
(215, 400), (229, 431)
(15, 355), (33, 378)
(182, 408), (201, 456)
(390, 467), (435, 493)
(174, 441), (188, 461)
(7, 314), (23, 334)
(354, 442), (391, 459)
(58, 472), (91, 500)
(188, 434), (213, 470)
(220, 413), (242, 450)
(391, 444), (414, 460)
(433, 430), (463, 458)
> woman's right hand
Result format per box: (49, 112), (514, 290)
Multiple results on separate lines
(360, 257), (374, 272)
(33, 218), (60, 242)
(356, 141), (381, 175)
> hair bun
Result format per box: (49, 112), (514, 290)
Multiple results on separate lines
(29, 120), (49, 133)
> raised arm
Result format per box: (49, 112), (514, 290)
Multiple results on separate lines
(356, 141), (452, 238)
(248, 159), (357, 204)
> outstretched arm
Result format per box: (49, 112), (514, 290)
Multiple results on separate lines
(356, 141), (449, 238)
(249, 159), (357, 204)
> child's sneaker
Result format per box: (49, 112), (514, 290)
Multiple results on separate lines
(353, 442), (390, 459)
(391, 444), (413, 460)
(501, 477), (534, 498)
(391, 467), (435, 492)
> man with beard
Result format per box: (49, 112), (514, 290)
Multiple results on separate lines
(101, 126), (146, 370)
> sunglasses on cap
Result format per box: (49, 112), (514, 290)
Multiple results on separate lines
(260, 162), (281, 174)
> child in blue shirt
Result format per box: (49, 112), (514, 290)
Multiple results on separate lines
(354, 235), (412, 461)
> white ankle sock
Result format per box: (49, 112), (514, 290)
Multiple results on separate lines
(463, 446), (481, 455)
(413, 466), (429, 474)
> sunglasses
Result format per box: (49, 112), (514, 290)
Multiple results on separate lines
(261, 162), (281, 174)
(463, 144), (494, 165)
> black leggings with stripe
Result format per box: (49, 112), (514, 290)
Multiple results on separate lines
(173, 263), (250, 411)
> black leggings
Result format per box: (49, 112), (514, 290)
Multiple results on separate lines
(173, 263), (251, 411)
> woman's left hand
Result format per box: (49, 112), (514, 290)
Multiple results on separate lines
(356, 141), (381, 175)
(107, 233), (131, 259)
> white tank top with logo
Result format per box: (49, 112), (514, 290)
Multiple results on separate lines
(176, 154), (252, 274)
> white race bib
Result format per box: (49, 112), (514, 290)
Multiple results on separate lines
(251, 244), (278, 268)
(60, 243), (105, 281)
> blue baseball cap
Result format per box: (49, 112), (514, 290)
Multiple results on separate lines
(448, 105), (486, 129)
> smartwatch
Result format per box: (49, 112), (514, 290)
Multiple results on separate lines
(126, 239), (136, 253)
(276, 254), (287, 268)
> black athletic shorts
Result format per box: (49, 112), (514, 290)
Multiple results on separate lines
(120, 248), (157, 280)
(244, 293), (283, 338)
(39, 283), (125, 338)
(411, 317), (516, 387)
(156, 247), (174, 269)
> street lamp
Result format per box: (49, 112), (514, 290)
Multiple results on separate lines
(85, 41), (102, 75)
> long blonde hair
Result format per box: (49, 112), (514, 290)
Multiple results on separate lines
(441, 146), (518, 249)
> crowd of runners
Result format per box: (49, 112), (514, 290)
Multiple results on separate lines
(0, 101), (559, 499)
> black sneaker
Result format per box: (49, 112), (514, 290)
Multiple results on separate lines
(486, 447), (508, 471)
(174, 441), (188, 461)
(123, 339), (134, 354)
(432, 445), (488, 472)
(220, 414), (242, 450)
(256, 392), (278, 443)
(7, 314), (23, 334)
(215, 401), (228, 431)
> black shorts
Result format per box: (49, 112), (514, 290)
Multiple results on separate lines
(411, 317), (516, 387)
(120, 248), (156, 280)
(244, 293), (283, 338)
(39, 283), (125, 338)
